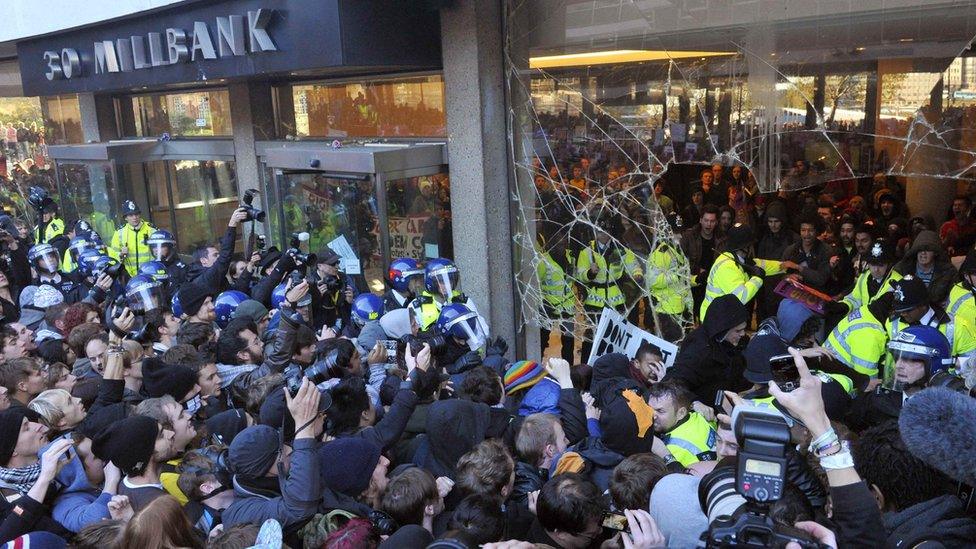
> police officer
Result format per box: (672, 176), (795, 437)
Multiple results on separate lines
(824, 293), (892, 379)
(147, 229), (187, 287)
(839, 238), (901, 314)
(947, 250), (975, 324)
(384, 257), (425, 313)
(408, 258), (487, 335)
(28, 243), (84, 303)
(27, 187), (68, 255)
(847, 325), (952, 431)
(576, 218), (643, 361)
(647, 213), (692, 342)
(700, 223), (797, 321)
(110, 200), (156, 277)
(537, 230), (576, 363)
(883, 276), (976, 384)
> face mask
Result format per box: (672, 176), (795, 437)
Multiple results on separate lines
(184, 394), (203, 417)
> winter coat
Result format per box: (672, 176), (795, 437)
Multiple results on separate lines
(222, 438), (321, 529)
(664, 294), (751, 403)
(44, 439), (111, 532)
(781, 239), (834, 291)
(894, 230), (956, 305)
(884, 495), (976, 548)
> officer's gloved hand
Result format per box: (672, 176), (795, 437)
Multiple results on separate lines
(452, 351), (482, 374)
(485, 336), (508, 358)
(825, 300), (849, 315)
(743, 260), (766, 279)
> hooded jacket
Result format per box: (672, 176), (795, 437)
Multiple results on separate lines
(664, 294), (751, 403)
(895, 230), (956, 305)
(412, 399), (491, 479)
(44, 438), (111, 532)
(884, 495), (976, 548)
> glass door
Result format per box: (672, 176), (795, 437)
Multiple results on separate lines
(55, 161), (119, 243)
(273, 170), (382, 290)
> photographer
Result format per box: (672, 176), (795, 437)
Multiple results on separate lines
(214, 281), (306, 406)
(185, 207), (249, 291)
(308, 249), (358, 334)
(767, 347), (885, 547)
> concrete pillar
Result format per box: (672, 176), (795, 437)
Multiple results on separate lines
(440, 0), (517, 352)
(228, 81), (275, 203)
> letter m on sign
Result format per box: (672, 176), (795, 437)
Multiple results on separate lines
(94, 41), (121, 74)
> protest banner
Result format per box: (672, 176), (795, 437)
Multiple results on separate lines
(388, 216), (429, 260)
(773, 278), (833, 315)
(586, 308), (679, 368)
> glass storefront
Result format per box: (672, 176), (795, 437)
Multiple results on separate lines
(129, 89), (233, 137)
(57, 162), (118, 242)
(506, 0), (976, 344)
(279, 74), (447, 138)
(40, 94), (82, 145)
(386, 171), (453, 261)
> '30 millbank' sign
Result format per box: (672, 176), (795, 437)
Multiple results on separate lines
(43, 9), (277, 81)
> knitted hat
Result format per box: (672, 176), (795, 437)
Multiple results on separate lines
(318, 438), (382, 497)
(743, 333), (788, 384)
(177, 282), (211, 318)
(77, 402), (129, 441)
(33, 284), (64, 308)
(599, 389), (656, 457)
(142, 357), (198, 401)
(92, 415), (159, 476)
(0, 409), (28, 465)
(228, 425), (280, 479)
(232, 299), (269, 323)
(18, 286), (38, 310)
(504, 360), (545, 395)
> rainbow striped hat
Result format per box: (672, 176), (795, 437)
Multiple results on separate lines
(504, 360), (546, 395)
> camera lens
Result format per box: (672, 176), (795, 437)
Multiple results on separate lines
(304, 360), (332, 386)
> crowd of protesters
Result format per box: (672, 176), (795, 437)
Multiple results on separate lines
(0, 148), (971, 549)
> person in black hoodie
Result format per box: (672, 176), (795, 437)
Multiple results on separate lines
(663, 294), (751, 404)
(185, 208), (246, 291)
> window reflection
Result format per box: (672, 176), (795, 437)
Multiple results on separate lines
(386, 172), (453, 261)
(41, 95), (82, 145)
(285, 75), (446, 138)
(58, 163), (118, 242)
(130, 89), (232, 137)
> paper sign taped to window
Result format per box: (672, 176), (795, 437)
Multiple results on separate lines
(586, 308), (679, 368)
(327, 235), (360, 274)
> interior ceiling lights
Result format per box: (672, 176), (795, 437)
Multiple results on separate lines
(529, 49), (736, 69)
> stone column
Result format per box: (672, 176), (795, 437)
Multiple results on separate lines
(228, 81), (276, 211)
(440, 0), (517, 352)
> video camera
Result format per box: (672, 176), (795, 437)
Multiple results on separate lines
(240, 189), (266, 222)
(702, 407), (829, 548)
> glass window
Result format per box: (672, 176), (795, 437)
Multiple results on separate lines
(129, 89), (232, 137)
(167, 160), (240, 249)
(275, 172), (383, 288)
(386, 172), (453, 261)
(283, 75), (446, 138)
(40, 95), (82, 145)
(57, 162), (118, 243)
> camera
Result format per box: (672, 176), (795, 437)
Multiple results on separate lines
(702, 406), (829, 548)
(928, 371), (976, 397)
(283, 348), (339, 396)
(256, 234), (267, 251)
(402, 332), (447, 357)
(240, 189), (266, 222)
(286, 232), (316, 266)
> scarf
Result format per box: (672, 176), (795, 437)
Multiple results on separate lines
(0, 462), (41, 495)
(216, 363), (258, 389)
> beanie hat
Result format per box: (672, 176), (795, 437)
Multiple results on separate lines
(228, 425), (280, 479)
(599, 390), (656, 457)
(743, 333), (789, 384)
(142, 356), (198, 401)
(317, 438), (382, 497)
(33, 285), (64, 308)
(77, 402), (129, 441)
(504, 360), (545, 395)
(177, 282), (211, 318)
(205, 409), (249, 446)
(232, 299), (269, 323)
(0, 409), (29, 465)
(92, 415), (159, 476)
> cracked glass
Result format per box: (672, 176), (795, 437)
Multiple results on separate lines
(505, 0), (976, 360)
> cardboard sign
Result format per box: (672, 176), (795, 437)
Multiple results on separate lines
(587, 308), (679, 368)
(388, 216), (430, 260)
(773, 278), (833, 315)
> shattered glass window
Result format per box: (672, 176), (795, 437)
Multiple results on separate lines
(506, 0), (976, 359)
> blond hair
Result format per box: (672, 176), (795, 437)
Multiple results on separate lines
(29, 388), (72, 428)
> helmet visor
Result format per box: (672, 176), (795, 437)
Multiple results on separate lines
(35, 250), (60, 274)
(430, 267), (460, 297)
(127, 281), (163, 312)
(150, 243), (173, 261)
(445, 311), (486, 352)
(884, 341), (936, 392)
